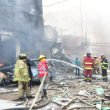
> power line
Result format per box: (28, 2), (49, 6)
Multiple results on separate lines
(25, 0), (34, 3)
(80, 0), (84, 54)
(43, 0), (68, 7)
(0, 11), (29, 14)
(0, 0), (67, 7)
(0, 12), (32, 33)
(0, 11), (39, 18)
(0, 12), (44, 39)
(89, 44), (110, 46)
(57, 1), (80, 28)
(0, 3), (35, 7)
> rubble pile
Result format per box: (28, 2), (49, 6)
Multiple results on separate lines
(46, 76), (110, 110)
(0, 72), (110, 110)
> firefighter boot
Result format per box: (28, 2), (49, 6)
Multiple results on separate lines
(84, 78), (87, 82)
(27, 96), (35, 99)
(103, 78), (107, 82)
(43, 89), (47, 97)
(104, 77), (108, 82)
(19, 97), (27, 101)
(84, 79), (87, 82)
(89, 80), (91, 82)
(89, 78), (92, 82)
(50, 76), (52, 81)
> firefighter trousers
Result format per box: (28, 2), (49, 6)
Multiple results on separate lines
(83, 66), (85, 74)
(102, 69), (108, 81)
(94, 67), (101, 75)
(40, 76), (50, 97)
(85, 69), (92, 80)
(18, 81), (31, 98)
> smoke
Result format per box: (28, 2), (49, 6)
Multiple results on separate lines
(89, 21), (110, 61)
(43, 0), (110, 62)
(1, 0), (110, 66)
(0, 0), (59, 67)
(0, 0), (44, 66)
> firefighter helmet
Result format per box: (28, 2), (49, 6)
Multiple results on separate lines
(24, 53), (27, 55)
(94, 55), (97, 58)
(39, 55), (46, 61)
(83, 55), (86, 57)
(87, 52), (91, 56)
(19, 54), (26, 59)
(101, 54), (105, 58)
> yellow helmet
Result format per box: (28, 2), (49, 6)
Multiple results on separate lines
(83, 55), (86, 57)
(94, 55), (97, 58)
(39, 55), (46, 61)
(24, 53), (27, 55)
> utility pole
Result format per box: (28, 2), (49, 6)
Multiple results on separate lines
(85, 23), (87, 55)
(85, 23), (95, 54)
(59, 28), (62, 37)
(80, 0), (84, 54)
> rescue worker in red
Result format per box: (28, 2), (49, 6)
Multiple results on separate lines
(38, 55), (51, 98)
(84, 53), (95, 82)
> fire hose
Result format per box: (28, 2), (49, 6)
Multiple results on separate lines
(3, 68), (51, 110)
(3, 96), (50, 110)
(29, 69), (50, 110)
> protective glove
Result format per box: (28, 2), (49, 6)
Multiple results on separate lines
(24, 75), (27, 79)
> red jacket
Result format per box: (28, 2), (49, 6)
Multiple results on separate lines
(84, 56), (95, 70)
(38, 61), (49, 77)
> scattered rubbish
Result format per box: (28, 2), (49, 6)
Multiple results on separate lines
(51, 96), (61, 100)
(52, 98), (73, 109)
(105, 95), (110, 100)
(104, 101), (110, 104)
(89, 90), (93, 95)
(60, 82), (64, 85)
(93, 85), (97, 87)
(1, 71), (110, 110)
(68, 104), (74, 107)
(79, 90), (86, 95)
(94, 88), (104, 95)
(92, 102), (101, 105)
(96, 104), (101, 110)
(102, 107), (110, 110)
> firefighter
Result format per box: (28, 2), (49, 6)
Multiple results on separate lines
(101, 54), (108, 82)
(38, 55), (51, 98)
(25, 53), (33, 89)
(14, 54), (34, 101)
(93, 56), (101, 75)
(82, 55), (86, 75)
(84, 53), (95, 82)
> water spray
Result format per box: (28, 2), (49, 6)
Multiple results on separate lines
(46, 59), (83, 71)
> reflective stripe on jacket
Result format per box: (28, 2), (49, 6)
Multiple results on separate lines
(84, 56), (95, 70)
(14, 60), (31, 82)
(101, 58), (108, 69)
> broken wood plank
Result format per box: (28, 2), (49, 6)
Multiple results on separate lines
(52, 98), (73, 109)
(67, 105), (96, 110)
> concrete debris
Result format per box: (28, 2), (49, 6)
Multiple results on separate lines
(0, 72), (110, 110)
(96, 104), (101, 110)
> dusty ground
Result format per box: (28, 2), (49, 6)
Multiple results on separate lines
(0, 72), (110, 110)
